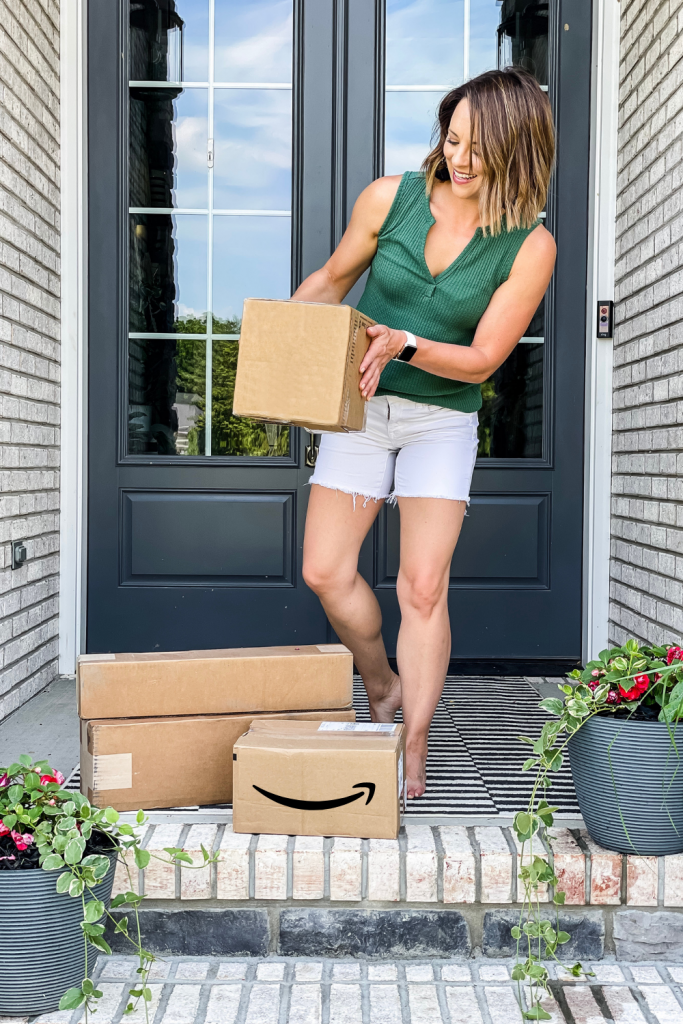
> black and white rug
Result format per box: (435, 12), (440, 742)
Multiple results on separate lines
(68, 677), (579, 817)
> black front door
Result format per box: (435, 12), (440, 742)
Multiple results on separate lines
(88, 0), (590, 669)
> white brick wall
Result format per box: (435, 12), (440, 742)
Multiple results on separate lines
(610, 0), (683, 647)
(0, 0), (60, 719)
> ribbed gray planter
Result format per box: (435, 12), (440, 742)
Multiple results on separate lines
(568, 715), (683, 855)
(0, 854), (117, 1015)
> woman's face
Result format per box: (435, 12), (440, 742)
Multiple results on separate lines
(442, 99), (484, 199)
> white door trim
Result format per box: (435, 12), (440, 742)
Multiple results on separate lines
(582, 0), (619, 662)
(59, 0), (88, 674)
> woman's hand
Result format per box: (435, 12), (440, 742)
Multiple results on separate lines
(359, 324), (406, 399)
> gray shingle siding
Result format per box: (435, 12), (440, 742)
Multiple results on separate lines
(610, 0), (683, 647)
(0, 0), (60, 720)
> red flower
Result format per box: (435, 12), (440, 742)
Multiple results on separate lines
(11, 831), (33, 851)
(0, 773), (9, 788)
(666, 647), (683, 665)
(605, 690), (622, 705)
(40, 769), (65, 786)
(618, 673), (650, 701)
(0, 823), (9, 837)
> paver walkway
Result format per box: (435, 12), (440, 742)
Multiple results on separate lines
(9, 957), (683, 1023)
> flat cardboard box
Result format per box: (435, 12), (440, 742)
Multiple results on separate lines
(232, 299), (375, 432)
(233, 719), (405, 840)
(77, 644), (353, 720)
(80, 708), (355, 811)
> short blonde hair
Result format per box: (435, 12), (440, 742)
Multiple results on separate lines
(421, 67), (555, 236)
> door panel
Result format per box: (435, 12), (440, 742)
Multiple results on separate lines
(121, 491), (294, 584)
(376, 495), (550, 586)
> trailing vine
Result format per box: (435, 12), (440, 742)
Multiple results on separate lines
(512, 639), (683, 1020)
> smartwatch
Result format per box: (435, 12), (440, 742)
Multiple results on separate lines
(394, 331), (418, 363)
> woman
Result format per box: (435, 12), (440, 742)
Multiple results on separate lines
(295, 67), (556, 799)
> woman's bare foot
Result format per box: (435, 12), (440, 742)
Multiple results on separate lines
(405, 742), (428, 799)
(367, 671), (402, 723)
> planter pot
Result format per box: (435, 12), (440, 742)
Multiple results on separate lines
(568, 715), (683, 855)
(0, 853), (117, 1015)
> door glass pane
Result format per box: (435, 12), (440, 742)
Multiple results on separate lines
(128, 0), (293, 458)
(129, 0), (210, 82)
(213, 216), (291, 322)
(214, 0), (292, 82)
(130, 87), (208, 208)
(213, 89), (291, 209)
(129, 337), (206, 455)
(384, 0), (549, 459)
(129, 213), (208, 333)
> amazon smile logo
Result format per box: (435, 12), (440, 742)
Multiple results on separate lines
(252, 782), (376, 811)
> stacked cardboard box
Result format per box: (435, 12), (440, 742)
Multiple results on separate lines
(78, 644), (355, 812)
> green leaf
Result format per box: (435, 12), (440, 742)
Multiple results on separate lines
(59, 988), (86, 1011)
(557, 931), (571, 944)
(134, 847), (150, 870)
(64, 837), (86, 865)
(115, 917), (129, 934)
(522, 758), (537, 772)
(85, 899), (105, 923)
(42, 853), (65, 871)
(111, 894), (128, 908)
(87, 934), (112, 955)
(511, 964), (527, 981)
(57, 816), (77, 832)
(511, 926), (521, 939)
(53, 833), (69, 853)
(523, 1006), (552, 1020)
(69, 877), (85, 897)
(56, 871), (72, 894)
(8, 785), (23, 802)
(2, 814), (17, 830)
(19, 754), (32, 767)
(136, 809), (146, 824)
(24, 772), (40, 791)
(143, 988), (152, 1002)
(554, 891), (566, 905)
(82, 979), (94, 995)
(118, 824), (134, 835)
(515, 812), (532, 836)
(104, 806), (120, 824)
(539, 697), (564, 716)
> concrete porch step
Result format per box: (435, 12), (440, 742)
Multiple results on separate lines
(106, 822), (683, 962)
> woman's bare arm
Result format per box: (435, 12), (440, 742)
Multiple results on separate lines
(291, 176), (401, 303)
(358, 225), (557, 398)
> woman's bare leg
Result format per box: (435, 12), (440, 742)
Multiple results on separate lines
(396, 497), (467, 799)
(302, 484), (401, 721)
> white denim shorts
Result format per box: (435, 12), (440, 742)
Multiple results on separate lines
(309, 394), (479, 505)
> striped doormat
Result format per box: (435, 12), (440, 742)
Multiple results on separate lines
(68, 677), (579, 817)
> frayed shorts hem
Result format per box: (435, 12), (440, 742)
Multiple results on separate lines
(310, 480), (471, 509)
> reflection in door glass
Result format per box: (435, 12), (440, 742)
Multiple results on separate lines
(214, 0), (292, 82)
(130, 87), (208, 208)
(129, 0), (210, 82)
(384, 0), (549, 459)
(128, 0), (293, 457)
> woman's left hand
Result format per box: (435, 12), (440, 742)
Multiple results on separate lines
(359, 324), (406, 399)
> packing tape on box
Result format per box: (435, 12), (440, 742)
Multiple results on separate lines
(79, 653), (116, 662)
(316, 644), (350, 654)
(93, 752), (133, 790)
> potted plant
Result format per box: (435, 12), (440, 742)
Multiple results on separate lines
(509, 639), (683, 1020)
(0, 755), (215, 1018)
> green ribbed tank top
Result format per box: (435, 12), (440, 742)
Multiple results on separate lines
(356, 171), (539, 412)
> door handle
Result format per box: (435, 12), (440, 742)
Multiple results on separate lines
(305, 432), (321, 468)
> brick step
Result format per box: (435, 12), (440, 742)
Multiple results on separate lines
(105, 822), (683, 961)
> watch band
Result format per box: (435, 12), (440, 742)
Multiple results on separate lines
(395, 331), (418, 363)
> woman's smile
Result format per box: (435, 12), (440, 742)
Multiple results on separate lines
(452, 168), (477, 184)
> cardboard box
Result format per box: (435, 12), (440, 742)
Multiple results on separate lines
(232, 720), (405, 840)
(80, 708), (356, 811)
(232, 299), (375, 432)
(77, 644), (353, 720)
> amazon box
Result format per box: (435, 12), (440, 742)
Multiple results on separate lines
(232, 719), (405, 840)
(77, 644), (353, 720)
(80, 708), (355, 812)
(232, 298), (375, 432)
